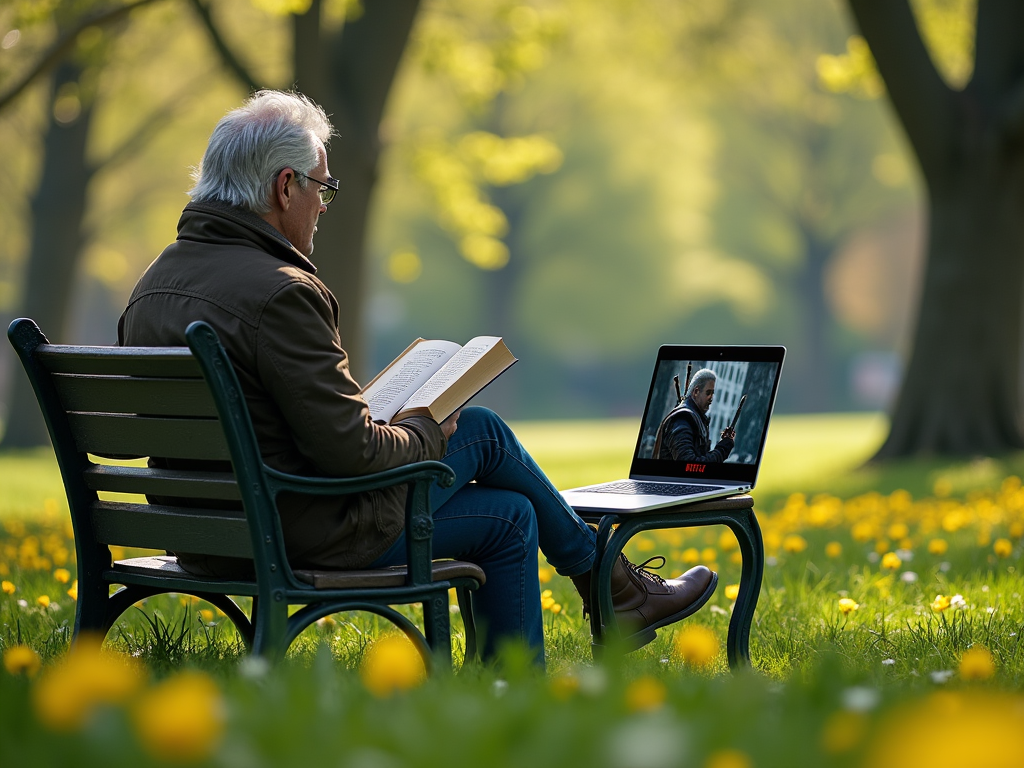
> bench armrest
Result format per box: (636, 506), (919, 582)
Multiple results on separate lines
(262, 460), (455, 497)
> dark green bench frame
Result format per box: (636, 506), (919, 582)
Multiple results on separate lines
(8, 318), (483, 670)
(579, 494), (763, 668)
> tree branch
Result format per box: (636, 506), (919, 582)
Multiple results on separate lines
(87, 70), (209, 177)
(186, 0), (262, 92)
(972, 0), (1024, 101)
(1004, 75), (1024, 142)
(845, 0), (958, 177)
(0, 0), (164, 113)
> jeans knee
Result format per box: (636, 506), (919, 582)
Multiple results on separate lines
(505, 493), (539, 549)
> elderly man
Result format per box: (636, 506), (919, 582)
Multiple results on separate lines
(119, 90), (716, 663)
(654, 368), (735, 463)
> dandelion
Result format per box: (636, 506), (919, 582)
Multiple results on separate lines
(67, 580), (78, 601)
(705, 748), (753, 768)
(950, 594), (967, 609)
(549, 673), (579, 700)
(3, 645), (42, 677)
(32, 635), (145, 730)
(820, 710), (867, 754)
(359, 634), (426, 697)
(198, 609), (214, 624)
(724, 583), (739, 601)
(782, 535), (807, 553)
(825, 541), (843, 558)
(673, 625), (719, 667)
(931, 594), (951, 612)
(133, 671), (224, 762)
(959, 646), (996, 681)
(888, 522), (909, 540)
(928, 538), (949, 555)
(681, 547), (700, 564)
(838, 598), (859, 615)
(53, 568), (70, 584)
(1, 580), (14, 595)
(994, 538), (1013, 558)
(36, 595), (50, 608)
(881, 552), (902, 570)
(624, 675), (666, 713)
(538, 567), (553, 584)
(315, 616), (337, 629)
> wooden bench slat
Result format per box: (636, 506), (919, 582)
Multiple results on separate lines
(84, 465), (241, 500)
(68, 413), (231, 460)
(37, 346), (202, 377)
(54, 374), (219, 417)
(91, 501), (252, 558)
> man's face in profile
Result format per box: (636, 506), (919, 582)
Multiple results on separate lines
(691, 381), (716, 414)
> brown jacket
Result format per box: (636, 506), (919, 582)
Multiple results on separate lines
(118, 200), (447, 575)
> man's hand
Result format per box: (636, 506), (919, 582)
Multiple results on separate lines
(721, 427), (736, 441)
(440, 409), (462, 440)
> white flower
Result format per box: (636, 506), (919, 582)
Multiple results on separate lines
(492, 679), (509, 697)
(930, 670), (954, 684)
(896, 548), (914, 561)
(867, 552), (881, 563)
(881, 658), (896, 666)
(900, 571), (919, 583)
(842, 686), (881, 712)
(939, 562), (951, 572)
(950, 594), (967, 609)
(710, 605), (728, 616)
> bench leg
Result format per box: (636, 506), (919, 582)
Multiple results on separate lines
(251, 596), (289, 661)
(456, 587), (478, 662)
(724, 509), (764, 668)
(423, 591), (453, 672)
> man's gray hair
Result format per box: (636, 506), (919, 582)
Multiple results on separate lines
(189, 90), (335, 214)
(687, 368), (716, 398)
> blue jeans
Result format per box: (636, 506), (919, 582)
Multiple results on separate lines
(370, 407), (597, 662)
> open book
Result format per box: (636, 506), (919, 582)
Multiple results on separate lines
(361, 336), (517, 424)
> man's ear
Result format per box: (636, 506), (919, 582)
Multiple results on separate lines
(271, 168), (294, 212)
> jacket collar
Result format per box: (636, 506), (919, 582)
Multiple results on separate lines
(176, 199), (318, 275)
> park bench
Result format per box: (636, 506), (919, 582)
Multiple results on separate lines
(8, 318), (484, 670)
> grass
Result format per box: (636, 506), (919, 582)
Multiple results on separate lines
(3, 412), (1024, 767)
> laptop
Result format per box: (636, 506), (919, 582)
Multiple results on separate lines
(560, 344), (785, 513)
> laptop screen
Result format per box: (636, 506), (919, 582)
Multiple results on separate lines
(630, 345), (785, 485)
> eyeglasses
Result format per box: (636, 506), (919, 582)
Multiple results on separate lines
(295, 171), (339, 206)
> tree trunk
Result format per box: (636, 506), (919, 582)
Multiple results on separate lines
(876, 144), (1024, 456)
(2, 59), (93, 448)
(847, 0), (1024, 457)
(793, 227), (835, 413)
(293, 0), (421, 380)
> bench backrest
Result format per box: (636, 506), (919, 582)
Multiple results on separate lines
(8, 319), (286, 582)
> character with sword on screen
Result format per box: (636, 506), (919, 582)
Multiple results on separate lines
(653, 368), (741, 463)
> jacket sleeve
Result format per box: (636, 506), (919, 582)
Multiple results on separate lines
(253, 279), (447, 477)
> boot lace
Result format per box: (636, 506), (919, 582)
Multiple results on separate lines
(622, 554), (668, 586)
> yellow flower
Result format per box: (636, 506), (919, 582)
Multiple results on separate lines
(624, 675), (666, 713)
(541, 589), (556, 610)
(673, 625), (719, 667)
(1, 580), (14, 595)
(681, 547), (700, 564)
(838, 598), (859, 615)
(888, 522), (909, 540)
(549, 673), (579, 700)
(931, 594), (951, 612)
(701, 547), (718, 562)
(538, 567), (553, 584)
(53, 568), (71, 584)
(820, 710), (867, 754)
(933, 477), (953, 497)
(359, 635), (426, 697)
(928, 538), (949, 555)
(704, 748), (753, 768)
(724, 583), (740, 601)
(782, 535), (807, 553)
(36, 595), (50, 608)
(959, 646), (996, 681)
(3, 645), (42, 677)
(825, 541), (843, 558)
(865, 691), (1024, 768)
(994, 538), (1013, 558)
(67, 580), (78, 601)
(881, 552), (902, 570)
(32, 635), (146, 730)
(133, 672), (224, 762)
(198, 609), (214, 624)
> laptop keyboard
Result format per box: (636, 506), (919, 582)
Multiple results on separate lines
(582, 480), (725, 496)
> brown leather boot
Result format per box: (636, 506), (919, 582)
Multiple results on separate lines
(572, 555), (717, 651)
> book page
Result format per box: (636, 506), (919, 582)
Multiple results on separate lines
(398, 337), (501, 413)
(362, 340), (462, 422)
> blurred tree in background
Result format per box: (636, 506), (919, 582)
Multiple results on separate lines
(832, 0), (1024, 457)
(0, 0), (930, 445)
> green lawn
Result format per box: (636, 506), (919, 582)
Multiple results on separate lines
(3, 413), (1024, 768)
